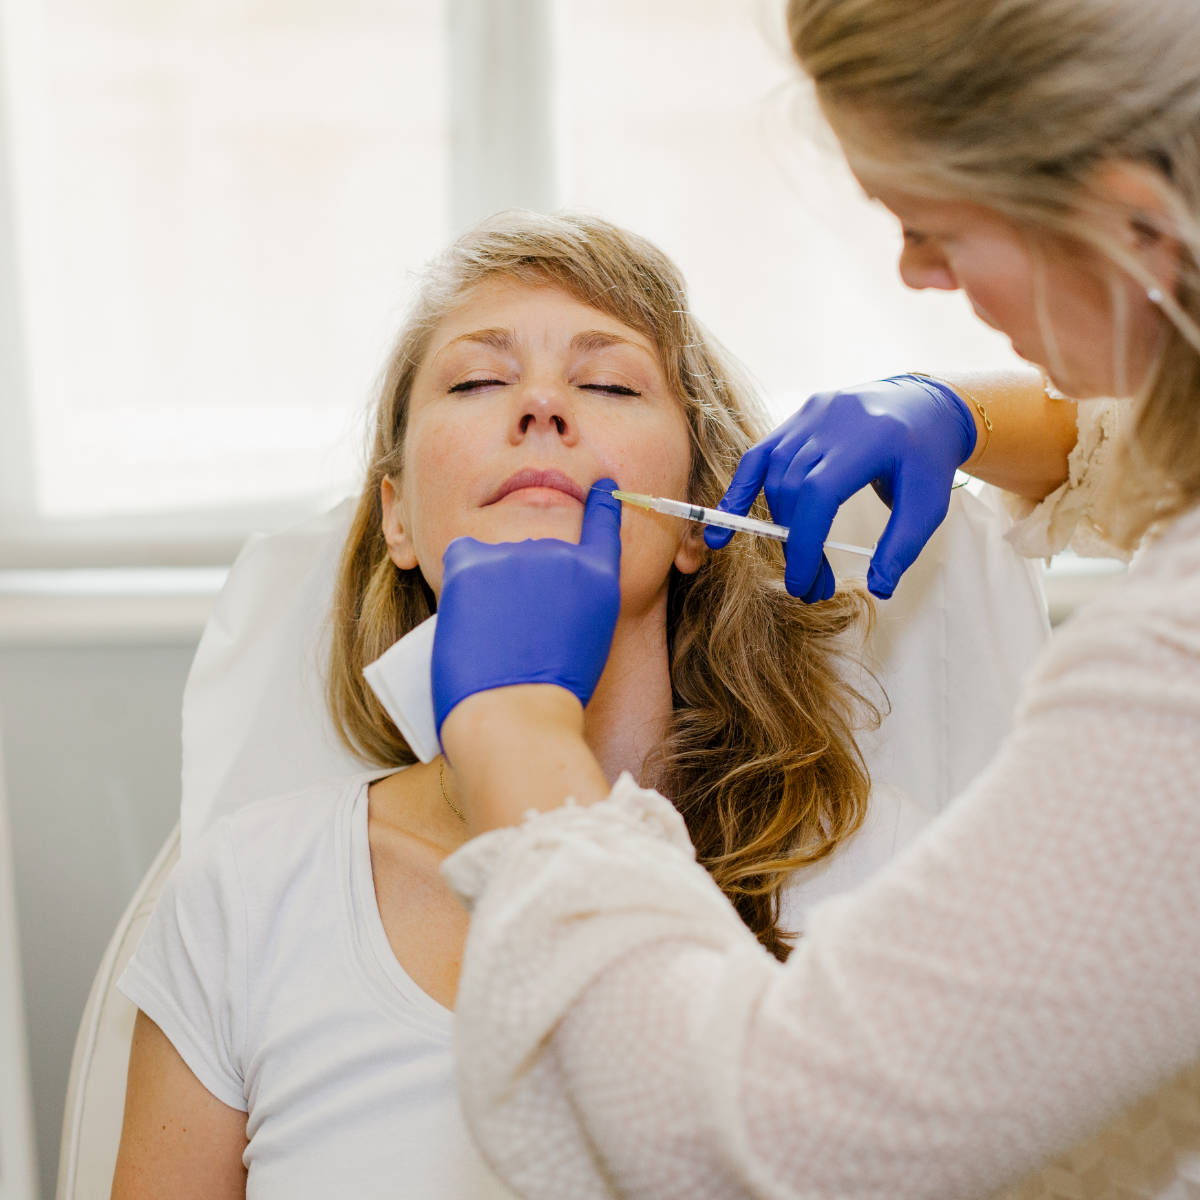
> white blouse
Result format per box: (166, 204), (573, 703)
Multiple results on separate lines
(442, 406), (1200, 1199)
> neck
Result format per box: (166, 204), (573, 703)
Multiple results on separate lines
(408, 593), (676, 834)
(582, 597), (675, 789)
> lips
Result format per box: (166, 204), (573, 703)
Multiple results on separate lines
(487, 468), (588, 505)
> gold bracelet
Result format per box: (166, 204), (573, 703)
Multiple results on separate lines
(910, 371), (993, 462)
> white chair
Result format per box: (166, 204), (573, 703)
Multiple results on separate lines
(55, 486), (1051, 1198)
(55, 830), (179, 1200)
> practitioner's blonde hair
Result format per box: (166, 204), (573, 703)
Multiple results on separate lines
(327, 211), (878, 959)
(788, 0), (1200, 544)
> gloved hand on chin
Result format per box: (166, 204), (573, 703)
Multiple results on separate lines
(431, 479), (623, 749)
(706, 374), (977, 602)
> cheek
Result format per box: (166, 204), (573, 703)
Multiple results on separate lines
(406, 415), (464, 484)
(605, 412), (697, 609)
(956, 233), (1038, 314)
(399, 423), (476, 581)
(604, 406), (694, 497)
(1129, 288), (1168, 362)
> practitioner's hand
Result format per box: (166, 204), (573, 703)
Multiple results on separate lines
(431, 479), (623, 747)
(706, 375), (977, 601)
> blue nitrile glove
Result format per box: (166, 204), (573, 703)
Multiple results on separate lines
(706, 375), (977, 601)
(431, 479), (623, 745)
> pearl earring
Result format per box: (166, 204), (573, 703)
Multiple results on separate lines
(1148, 287), (1165, 305)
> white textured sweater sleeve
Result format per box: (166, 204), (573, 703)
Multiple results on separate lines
(442, 508), (1200, 1200)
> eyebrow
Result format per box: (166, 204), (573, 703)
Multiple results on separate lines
(435, 327), (655, 360)
(570, 330), (652, 357)
(439, 328), (514, 355)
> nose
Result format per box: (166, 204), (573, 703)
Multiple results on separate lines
(511, 382), (578, 444)
(898, 237), (957, 292)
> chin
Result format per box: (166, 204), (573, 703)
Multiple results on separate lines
(480, 511), (584, 544)
(1055, 373), (1117, 400)
(1036, 361), (1101, 401)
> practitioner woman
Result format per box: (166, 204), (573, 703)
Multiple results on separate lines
(434, 1), (1200, 1196)
(110, 210), (938, 1198)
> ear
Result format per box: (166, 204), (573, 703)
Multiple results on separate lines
(674, 523), (706, 576)
(1091, 159), (1181, 293)
(380, 476), (419, 571)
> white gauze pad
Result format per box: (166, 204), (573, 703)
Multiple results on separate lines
(362, 613), (440, 763)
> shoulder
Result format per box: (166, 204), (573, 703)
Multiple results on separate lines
(135, 771), (395, 1001)
(178, 771), (387, 912)
(210, 772), (366, 846)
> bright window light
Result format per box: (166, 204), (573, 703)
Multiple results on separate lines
(3, 0), (448, 522)
(560, 0), (1024, 420)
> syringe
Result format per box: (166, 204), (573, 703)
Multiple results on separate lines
(610, 490), (875, 558)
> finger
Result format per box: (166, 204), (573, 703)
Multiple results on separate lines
(797, 555), (835, 605)
(783, 509), (837, 598)
(580, 477), (623, 557)
(707, 437), (781, 549)
(764, 436), (823, 525)
(868, 465), (950, 599)
(715, 435), (779, 519)
(782, 502), (837, 599)
(777, 451), (859, 597)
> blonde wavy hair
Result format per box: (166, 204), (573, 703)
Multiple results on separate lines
(788, 0), (1200, 545)
(327, 210), (878, 960)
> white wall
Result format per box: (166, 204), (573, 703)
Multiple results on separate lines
(0, 633), (198, 1198)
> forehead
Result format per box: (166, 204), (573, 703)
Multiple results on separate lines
(427, 277), (659, 358)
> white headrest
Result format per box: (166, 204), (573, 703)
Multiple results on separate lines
(180, 486), (1048, 849)
(180, 499), (361, 848)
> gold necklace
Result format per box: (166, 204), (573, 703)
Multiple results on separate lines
(439, 759), (464, 822)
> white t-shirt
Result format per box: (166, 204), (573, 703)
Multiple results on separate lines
(118, 770), (517, 1199)
(119, 765), (928, 1198)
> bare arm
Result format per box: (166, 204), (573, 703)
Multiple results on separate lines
(111, 1011), (248, 1200)
(937, 368), (1079, 500)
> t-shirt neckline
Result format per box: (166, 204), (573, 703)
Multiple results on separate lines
(342, 772), (455, 1039)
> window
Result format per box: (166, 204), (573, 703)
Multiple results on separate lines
(1, 0), (449, 558)
(560, 0), (1021, 413)
(1, 0), (1030, 567)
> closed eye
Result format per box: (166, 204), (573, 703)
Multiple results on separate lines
(448, 378), (507, 393)
(448, 379), (641, 396)
(579, 383), (641, 396)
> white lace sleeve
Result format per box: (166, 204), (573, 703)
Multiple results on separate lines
(1002, 397), (1132, 561)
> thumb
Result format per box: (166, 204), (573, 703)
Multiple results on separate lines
(579, 478), (623, 558)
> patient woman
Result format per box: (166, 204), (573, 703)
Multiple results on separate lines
(111, 211), (885, 1198)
